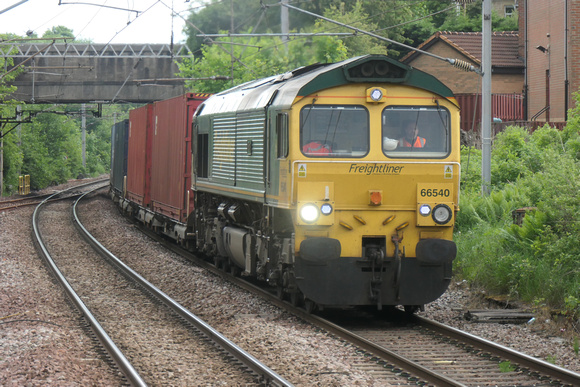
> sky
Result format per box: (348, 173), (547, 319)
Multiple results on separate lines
(0, 0), (198, 44)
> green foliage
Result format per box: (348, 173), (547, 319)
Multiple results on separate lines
(440, 2), (518, 33)
(183, 0), (517, 68)
(41, 26), (75, 41)
(20, 113), (83, 189)
(319, 2), (388, 57)
(177, 29), (348, 93)
(1, 130), (24, 194)
(499, 361), (515, 373)
(0, 104), (124, 195)
(456, 124), (580, 314)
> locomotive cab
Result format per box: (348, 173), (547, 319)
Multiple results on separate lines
(192, 55), (460, 312)
(288, 58), (459, 311)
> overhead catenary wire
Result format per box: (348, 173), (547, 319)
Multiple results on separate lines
(157, 0), (258, 77)
(279, 2), (481, 74)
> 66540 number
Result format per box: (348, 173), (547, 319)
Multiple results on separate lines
(420, 188), (450, 198)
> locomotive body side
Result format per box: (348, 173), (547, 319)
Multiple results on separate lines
(192, 55), (460, 311)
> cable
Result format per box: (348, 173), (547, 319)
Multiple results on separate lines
(157, 0), (257, 77)
(280, 2), (481, 74)
(104, 1), (160, 46)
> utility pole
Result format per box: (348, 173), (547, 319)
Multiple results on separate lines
(481, 0), (492, 196)
(81, 103), (86, 168)
(281, 0), (289, 49)
(0, 125), (3, 197)
(230, 0), (235, 87)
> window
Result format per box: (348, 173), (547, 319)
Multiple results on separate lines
(300, 105), (369, 157)
(276, 113), (289, 159)
(505, 5), (515, 17)
(197, 133), (209, 178)
(381, 106), (451, 158)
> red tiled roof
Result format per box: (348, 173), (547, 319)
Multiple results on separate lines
(403, 31), (523, 68)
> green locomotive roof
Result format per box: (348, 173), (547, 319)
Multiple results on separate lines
(196, 55), (456, 116)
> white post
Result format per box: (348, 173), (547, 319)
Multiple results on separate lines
(481, 0), (492, 195)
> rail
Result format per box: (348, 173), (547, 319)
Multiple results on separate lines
(31, 180), (147, 387)
(73, 187), (293, 387)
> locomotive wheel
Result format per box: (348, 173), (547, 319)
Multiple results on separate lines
(304, 299), (316, 314)
(289, 290), (303, 307)
(229, 264), (240, 277)
(276, 285), (285, 300)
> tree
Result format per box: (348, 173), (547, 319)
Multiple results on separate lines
(184, 0), (341, 57)
(20, 112), (83, 189)
(177, 28), (347, 93)
(1, 34), (24, 195)
(41, 26), (75, 40)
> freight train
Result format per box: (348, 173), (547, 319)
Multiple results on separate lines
(110, 55), (460, 313)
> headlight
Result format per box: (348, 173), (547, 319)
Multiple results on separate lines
(300, 203), (320, 223)
(419, 204), (431, 216)
(320, 203), (333, 215)
(432, 204), (452, 224)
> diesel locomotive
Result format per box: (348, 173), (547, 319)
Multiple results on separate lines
(111, 54), (460, 312)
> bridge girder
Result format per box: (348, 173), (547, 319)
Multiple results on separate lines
(2, 43), (193, 104)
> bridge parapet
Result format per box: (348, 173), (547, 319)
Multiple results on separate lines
(2, 43), (193, 104)
(1, 43), (194, 58)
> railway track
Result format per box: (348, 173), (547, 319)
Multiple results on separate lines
(130, 207), (580, 386)
(63, 190), (580, 385)
(32, 184), (291, 386)
(1, 193), (66, 211)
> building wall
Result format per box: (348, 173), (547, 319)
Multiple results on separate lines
(406, 40), (523, 95)
(492, 0), (518, 17)
(521, 0), (578, 122)
(571, 1), (580, 112)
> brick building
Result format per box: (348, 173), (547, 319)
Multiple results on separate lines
(519, 0), (580, 122)
(402, 31), (524, 132)
(402, 31), (524, 94)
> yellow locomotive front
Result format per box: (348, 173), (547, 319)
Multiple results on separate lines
(285, 77), (460, 311)
(193, 55), (459, 312)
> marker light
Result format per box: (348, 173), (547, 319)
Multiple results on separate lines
(419, 204), (432, 217)
(432, 204), (452, 224)
(320, 203), (333, 215)
(370, 88), (383, 101)
(300, 203), (320, 223)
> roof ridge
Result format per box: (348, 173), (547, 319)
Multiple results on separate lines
(439, 30), (519, 36)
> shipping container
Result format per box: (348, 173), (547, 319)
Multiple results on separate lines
(110, 119), (129, 195)
(126, 104), (153, 207)
(149, 93), (209, 222)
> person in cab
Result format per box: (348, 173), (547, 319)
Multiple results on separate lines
(399, 121), (426, 148)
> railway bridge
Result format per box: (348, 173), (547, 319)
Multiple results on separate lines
(2, 42), (192, 104)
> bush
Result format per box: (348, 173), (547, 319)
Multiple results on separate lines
(456, 124), (580, 315)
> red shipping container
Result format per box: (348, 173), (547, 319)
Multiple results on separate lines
(149, 93), (209, 223)
(126, 104), (153, 207)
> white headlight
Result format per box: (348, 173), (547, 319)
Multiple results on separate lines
(432, 204), (452, 224)
(320, 203), (333, 215)
(300, 203), (320, 223)
(419, 204), (431, 216)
